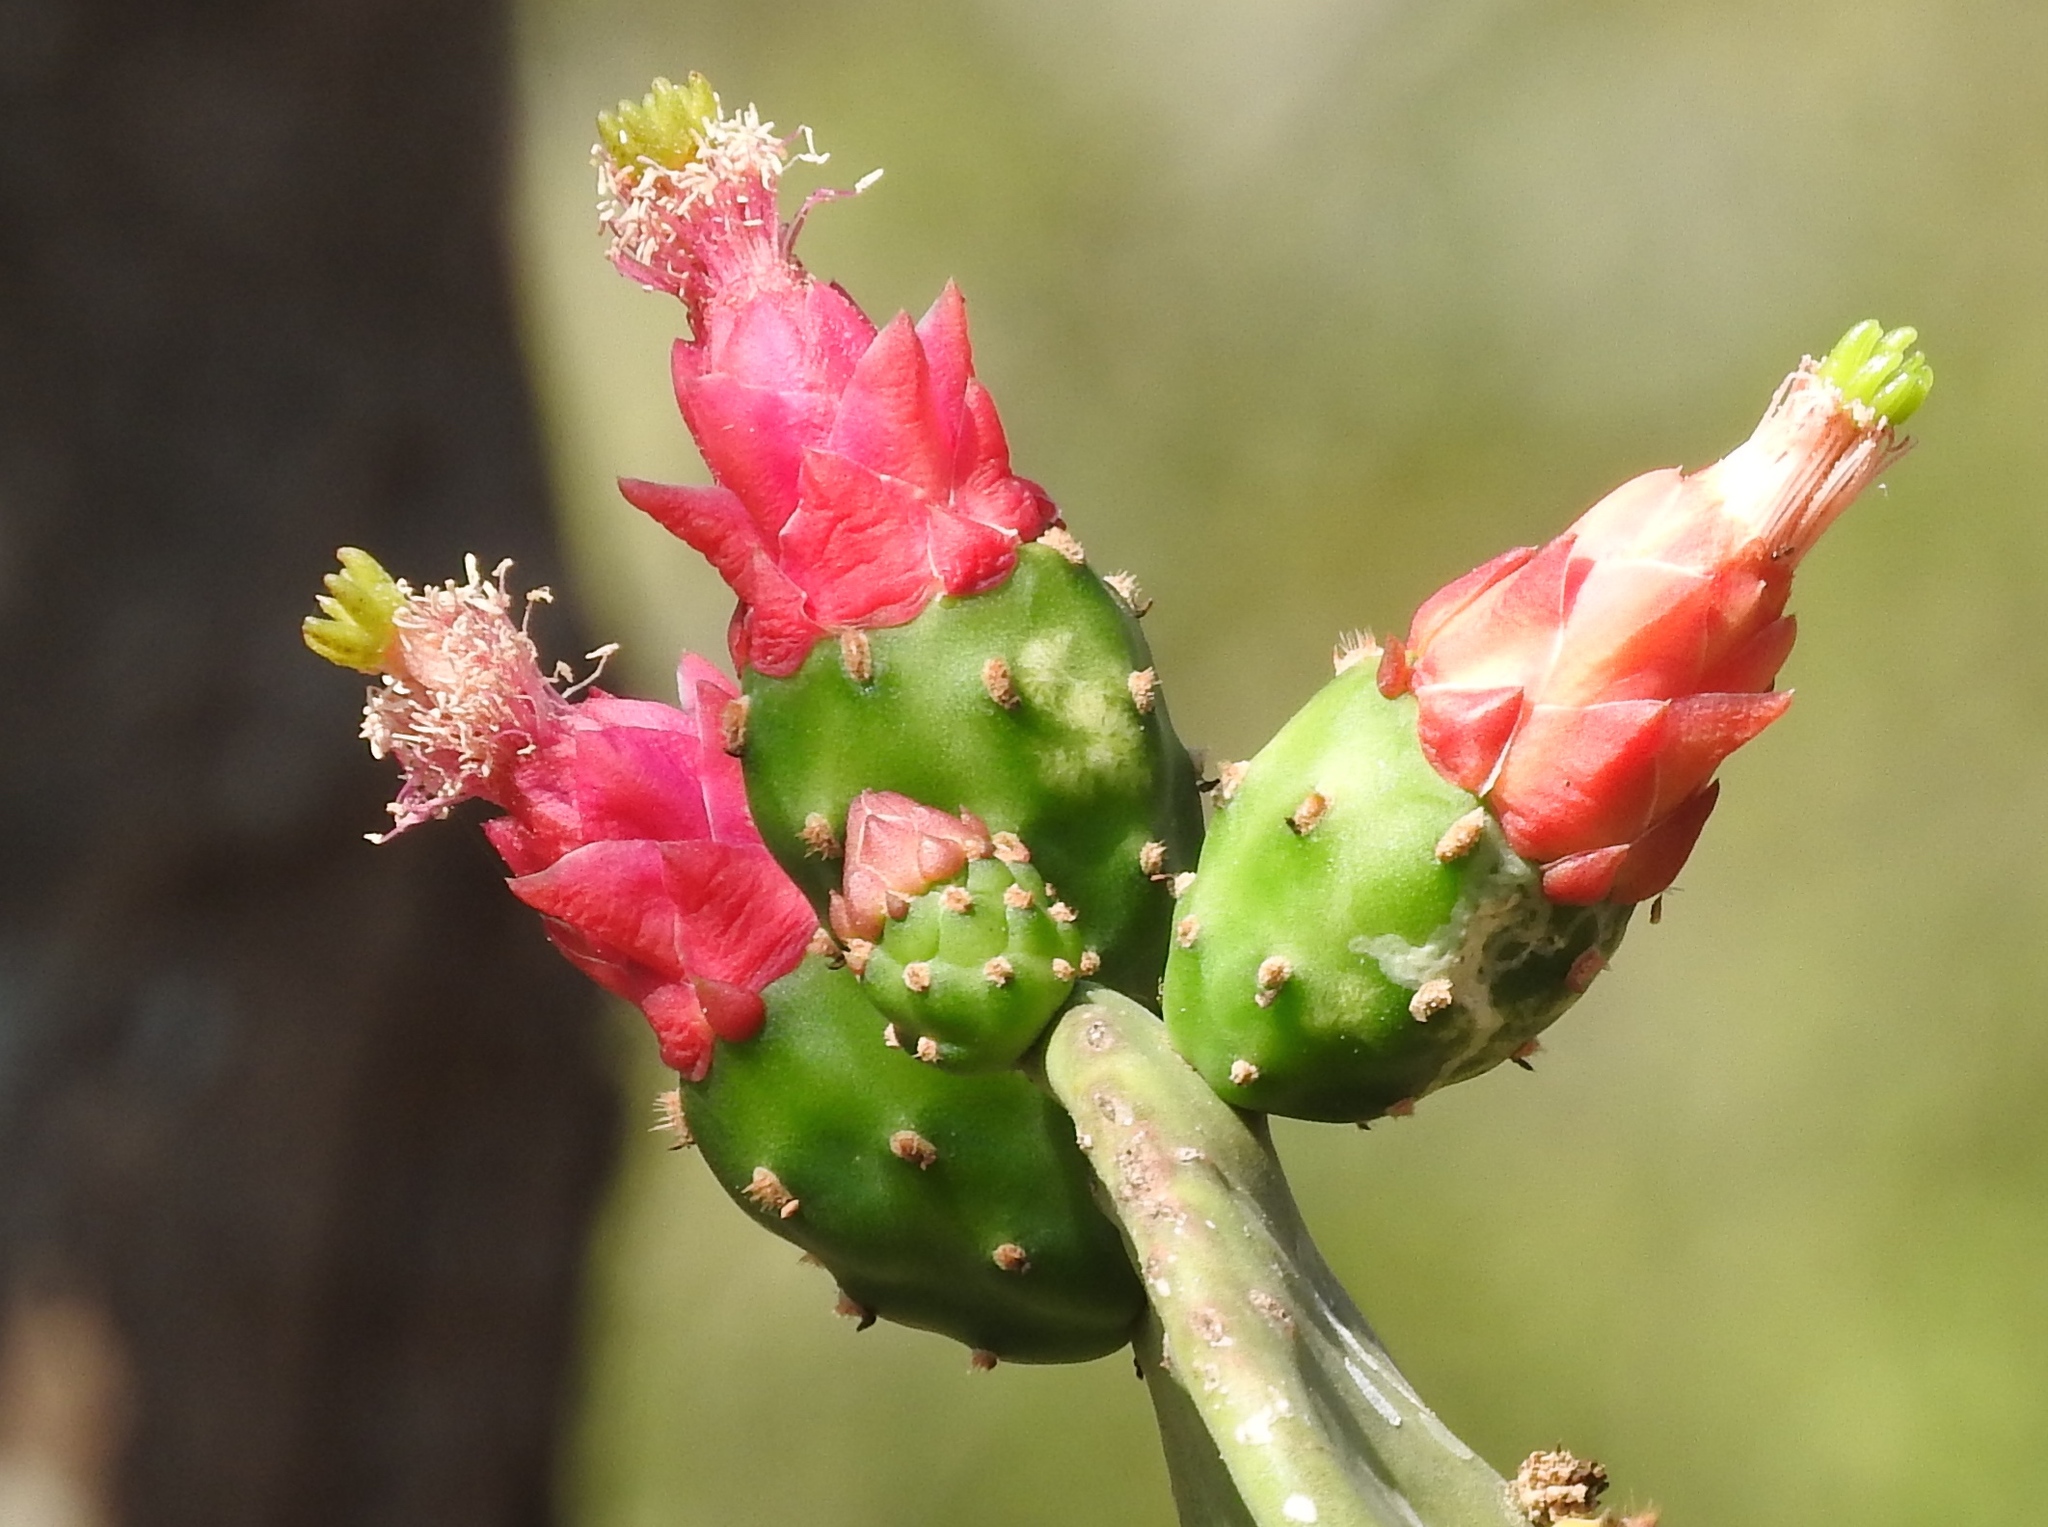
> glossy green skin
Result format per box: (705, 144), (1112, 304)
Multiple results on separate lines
(743, 544), (1203, 999)
(861, 855), (1085, 1071)
(683, 955), (1144, 1362)
(1162, 665), (1631, 1123)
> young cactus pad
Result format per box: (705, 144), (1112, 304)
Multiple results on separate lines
(740, 542), (1203, 1000)
(851, 848), (1089, 1072)
(681, 953), (1145, 1362)
(1163, 662), (1631, 1122)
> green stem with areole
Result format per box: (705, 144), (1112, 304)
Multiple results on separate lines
(1044, 989), (1529, 1527)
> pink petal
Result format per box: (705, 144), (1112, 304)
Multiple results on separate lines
(915, 281), (973, 460)
(1407, 544), (1538, 653)
(780, 449), (939, 629)
(826, 313), (950, 498)
(1413, 684), (1525, 794)
(1608, 782), (1721, 903)
(640, 982), (715, 1081)
(1538, 845), (1628, 904)
(1492, 699), (1670, 862)
(928, 509), (1020, 598)
(1649, 691), (1793, 818)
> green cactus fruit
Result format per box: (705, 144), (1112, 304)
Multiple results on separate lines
(852, 848), (1090, 1071)
(679, 951), (1144, 1363)
(740, 541), (1202, 1000)
(1161, 660), (1632, 1123)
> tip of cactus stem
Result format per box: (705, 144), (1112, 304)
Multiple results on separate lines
(596, 73), (719, 172)
(304, 548), (406, 672)
(1817, 319), (1934, 425)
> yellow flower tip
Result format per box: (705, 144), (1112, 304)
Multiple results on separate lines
(596, 73), (719, 173)
(303, 547), (407, 673)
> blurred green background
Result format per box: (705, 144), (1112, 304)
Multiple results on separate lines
(509, 3), (2048, 1523)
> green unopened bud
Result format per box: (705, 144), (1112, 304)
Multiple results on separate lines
(1818, 318), (1933, 426)
(597, 73), (719, 172)
(304, 547), (406, 673)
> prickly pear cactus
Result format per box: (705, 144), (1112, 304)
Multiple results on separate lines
(680, 952), (1145, 1363)
(1162, 659), (1631, 1123)
(741, 541), (1202, 999)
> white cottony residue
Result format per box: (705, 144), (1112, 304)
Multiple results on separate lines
(1282, 1495), (1319, 1523)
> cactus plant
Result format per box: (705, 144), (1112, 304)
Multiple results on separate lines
(303, 65), (1939, 1527)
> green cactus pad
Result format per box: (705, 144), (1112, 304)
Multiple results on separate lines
(742, 543), (1203, 1000)
(681, 953), (1144, 1362)
(1162, 663), (1631, 1123)
(854, 851), (1088, 1071)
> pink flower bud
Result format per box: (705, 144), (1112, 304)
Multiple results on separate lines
(309, 552), (816, 1079)
(596, 78), (1056, 675)
(828, 791), (993, 944)
(1392, 328), (1929, 904)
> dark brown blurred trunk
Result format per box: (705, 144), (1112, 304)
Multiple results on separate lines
(0, 2), (619, 1525)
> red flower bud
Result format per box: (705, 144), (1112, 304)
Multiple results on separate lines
(1394, 325), (1930, 904)
(307, 552), (817, 1078)
(828, 790), (994, 944)
(596, 78), (1056, 675)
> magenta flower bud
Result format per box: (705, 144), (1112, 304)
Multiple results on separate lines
(596, 77), (1057, 675)
(305, 552), (818, 1078)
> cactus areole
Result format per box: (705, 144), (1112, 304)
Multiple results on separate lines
(596, 78), (1202, 995)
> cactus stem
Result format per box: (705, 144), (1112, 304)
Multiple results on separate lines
(1040, 525), (1086, 565)
(838, 629), (874, 683)
(982, 655), (1022, 709)
(1408, 978), (1455, 1023)
(1079, 950), (1101, 976)
(940, 885), (976, 915)
(914, 1035), (941, 1064)
(991, 832), (1031, 864)
(719, 695), (750, 755)
(1105, 571), (1153, 616)
(1048, 901), (1078, 925)
(1286, 792), (1330, 836)
(902, 961), (933, 993)
(1564, 948), (1607, 994)
(650, 1089), (694, 1149)
(742, 1166), (796, 1215)
(881, 1020), (901, 1048)
(1254, 956), (1292, 1007)
(1331, 630), (1376, 675)
(992, 1242), (1032, 1274)
(1228, 1057), (1261, 1086)
(984, 955), (1015, 986)
(1434, 809), (1488, 864)
(1170, 872), (1198, 899)
(844, 939), (875, 977)
(799, 812), (844, 858)
(1047, 994), (1532, 1527)
(1140, 840), (1170, 876)
(969, 1349), (1000, 1371)
(1003, 883), (1035, 910)
(1129, 668), (1160, 714)
(1053, 958), (1077, 982)
(1176, 915), (1200, 949)
(888, 1129), (940, 1168)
